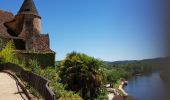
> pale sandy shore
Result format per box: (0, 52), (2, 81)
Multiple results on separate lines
(108, 93), (115, 100)
(0, 72), (28, 100)
(118, 82), (128, 96)
(107, 88), (115, 100)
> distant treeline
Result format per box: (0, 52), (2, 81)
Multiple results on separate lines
(104, 57), (169, 83)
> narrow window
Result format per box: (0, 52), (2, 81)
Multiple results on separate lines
(25, 9), (30, 11)
(14, 39), (26, 50)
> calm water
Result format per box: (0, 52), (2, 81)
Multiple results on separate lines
(124, 72), (168, 100)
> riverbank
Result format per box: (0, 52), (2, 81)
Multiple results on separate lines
(107, 80), (128, 100)
(118, 81), (128, 96)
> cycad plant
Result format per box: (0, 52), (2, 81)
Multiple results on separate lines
(60, 51), (105, 99)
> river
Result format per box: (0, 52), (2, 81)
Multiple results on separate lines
(124, 72), (168, 100)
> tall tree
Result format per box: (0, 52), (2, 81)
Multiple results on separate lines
(59, 52), (105, 99)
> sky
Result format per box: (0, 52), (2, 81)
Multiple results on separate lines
(0, 0), (166, 61)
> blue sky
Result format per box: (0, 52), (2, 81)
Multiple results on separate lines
(0, 0), (166, 61)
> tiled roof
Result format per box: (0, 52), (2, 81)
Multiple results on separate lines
(0, 10), (14, 37)
(17, 0), (39, 17)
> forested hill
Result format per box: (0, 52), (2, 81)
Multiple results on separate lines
(105, 57), (169, 67)
(56, 57), (169, 67)
(103, 57), (169, 86)
(105, 60), (137, 65)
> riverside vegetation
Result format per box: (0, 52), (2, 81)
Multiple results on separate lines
(0, 40), (168, 100)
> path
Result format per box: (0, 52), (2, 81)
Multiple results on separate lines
(0, 72), (28, 100)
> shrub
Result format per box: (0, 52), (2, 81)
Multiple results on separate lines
(41, 67), (81, 99)
(50, 82), (81, 100)
(0, 40), (26, 68)
(0, 40), (16, 63)
(29, 59), (41, 75)
(95, 88), (108, 100)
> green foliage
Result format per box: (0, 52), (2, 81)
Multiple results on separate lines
(94, 88), (108, 100)
(0, 40), (15, 63)
(113, 80), (121, 89)
(104, 67), (129, 84)
(50, 82), (81, 100)
(29, 59), (41, 75)
(26, 53), (55, 67)
(41, 67), (81, 99)
(41, 67), (59, 81)
(60, 51), (105, 99)
(0, 40), (26, 68)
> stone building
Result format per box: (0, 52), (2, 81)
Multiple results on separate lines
(0, 0), (55, 67)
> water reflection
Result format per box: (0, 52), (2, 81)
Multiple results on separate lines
(124, 73), (168, 100)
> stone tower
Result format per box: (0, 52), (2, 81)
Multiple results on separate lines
(0, 0), (55, 67)
(18, 0), (42, 50)
(5, 0), (44, 51)
(18, 0), (41, 34)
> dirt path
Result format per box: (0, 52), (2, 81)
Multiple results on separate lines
(0, 72), (28, 100)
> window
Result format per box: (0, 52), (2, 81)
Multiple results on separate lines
(14, 39), (26, 50)
(25, 9), (30, 11)
(7, 29), (17, 37)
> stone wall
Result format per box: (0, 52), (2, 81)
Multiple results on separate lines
(33, 17), (41, 33)
(17, 52), (55, 68)
(0, 63), (56, 100)
(0, 37), (11, 50)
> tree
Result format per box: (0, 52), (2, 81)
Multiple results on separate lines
(59, 52), (105, 99)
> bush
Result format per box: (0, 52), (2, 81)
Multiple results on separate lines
(95, 88), (108, 100)
(50, 82), (81, 100)
(0, 40), (16, 63)
(0, 40), (26, 68)
(41, 67), (81, 99)
(29, 59), (41, 75)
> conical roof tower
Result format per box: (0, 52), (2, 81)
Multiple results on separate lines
(17, 0), (40, 17)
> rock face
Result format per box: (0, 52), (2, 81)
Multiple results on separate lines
(0, 0), (55, 67)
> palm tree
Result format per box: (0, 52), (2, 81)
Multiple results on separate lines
(59, 52), (105, 99)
